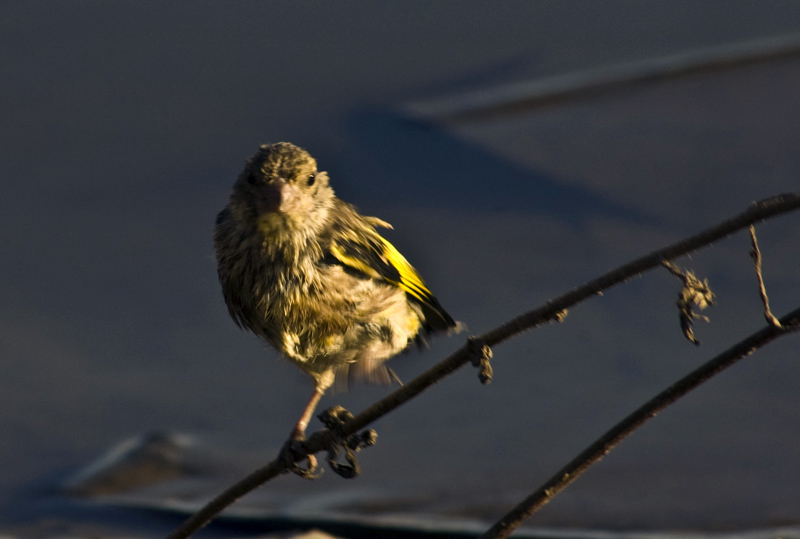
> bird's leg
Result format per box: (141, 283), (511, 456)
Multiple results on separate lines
(290, 385), (325, 440)
(278, 384), (325, 478)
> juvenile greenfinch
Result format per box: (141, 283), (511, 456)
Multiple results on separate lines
(214, 142), (460, 439)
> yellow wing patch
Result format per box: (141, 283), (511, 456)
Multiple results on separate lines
(328, 233), (433, 303)
(376, 236), (433, 303)
(327, 225), (456, 332)
(329, 243), (383, 281)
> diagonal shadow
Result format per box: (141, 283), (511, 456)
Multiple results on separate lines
(332, 107), (656, 227)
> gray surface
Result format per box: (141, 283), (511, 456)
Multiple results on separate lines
(2, 2), (800, 535)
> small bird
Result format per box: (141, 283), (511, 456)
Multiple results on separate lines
(214, 142), (460, 441)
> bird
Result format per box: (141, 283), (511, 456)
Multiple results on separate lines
(214, 142), (460, 441)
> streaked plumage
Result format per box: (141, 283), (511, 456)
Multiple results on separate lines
(214, 142), (460, 438)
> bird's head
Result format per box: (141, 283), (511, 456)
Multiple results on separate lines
(231, 142), (334, 237)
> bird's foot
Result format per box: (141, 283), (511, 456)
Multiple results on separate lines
(277, 435), (321, 480)
(318, 406), (377, 479)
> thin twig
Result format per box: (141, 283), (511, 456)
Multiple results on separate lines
(749, 225), (782, 328)
(478, 193), (798, 348)
(480, 306), (800, 539)
(166, 191), (800, 539)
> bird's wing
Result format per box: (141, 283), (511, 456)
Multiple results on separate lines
(327, 225), (457, 333)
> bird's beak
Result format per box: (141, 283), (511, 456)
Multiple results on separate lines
(257, 178), (303, 215)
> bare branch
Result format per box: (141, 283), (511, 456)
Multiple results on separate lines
(750, 225), (782, 328)
(165, 461), (283, 539)
(480, 305), (800, 539)
(166, 191), (800, 539)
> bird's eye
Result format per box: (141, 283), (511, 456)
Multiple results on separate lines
(307, 173), (316, 186)
(247, 171), (258, 185)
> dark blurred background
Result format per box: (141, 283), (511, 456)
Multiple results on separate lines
(2, 2), (800, 536)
